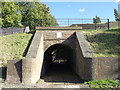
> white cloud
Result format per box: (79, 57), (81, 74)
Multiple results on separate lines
(116, 0), (120, 4)
(79, 8), (85, 12)
(116, 0), (120, 2)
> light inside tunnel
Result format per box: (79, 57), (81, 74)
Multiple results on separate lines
(51, 48), (69, 64)
(41, 44), (73, 76)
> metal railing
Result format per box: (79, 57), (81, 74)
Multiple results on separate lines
(35, 18), (110, 30)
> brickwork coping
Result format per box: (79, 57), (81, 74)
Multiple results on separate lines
(36, 27), (82, 30)
(75, 31), (93, 58)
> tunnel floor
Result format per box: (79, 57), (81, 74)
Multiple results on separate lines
(41, 64), (82, 83)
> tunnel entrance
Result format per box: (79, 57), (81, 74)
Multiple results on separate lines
(41, 44), (81, 83)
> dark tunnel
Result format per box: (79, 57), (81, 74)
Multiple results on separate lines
(40, 44), (81, 83)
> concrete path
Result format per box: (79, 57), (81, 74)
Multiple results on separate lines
(41, 64), (82, 83)
(0, 82), (89, 89)
(0, 61), (89, 89)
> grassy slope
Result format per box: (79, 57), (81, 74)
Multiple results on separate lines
(0, 33), (33, 66)
(0, 28), (119, 67)
(83, 28), (120, 57)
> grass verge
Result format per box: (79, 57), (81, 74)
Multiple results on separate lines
(83, 27), (120, 57)
(0, 32), (34, 67)
(84, 80), (120, 88)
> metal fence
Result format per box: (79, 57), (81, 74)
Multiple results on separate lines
(36, 18), (110, 30)
(0, 18), (111, 36)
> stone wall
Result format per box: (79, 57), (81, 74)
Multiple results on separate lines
(22, 31), (44, 84)
(71, 21), (120, 30)
(109, 21), (120, 28)
(75, 32), (93, 80)
(6, 28), (120, 84)
(36, 27), (82, 30)
(39, 30), (76, 51)
(75, 31), (120, 80)
(7, 60), (22, 83)
(39, 30), (77, 77)
(92, 57), (120, 80)
(71, 24), (107, 30)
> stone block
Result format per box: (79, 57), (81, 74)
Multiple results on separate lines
(7, 60), (22, 84)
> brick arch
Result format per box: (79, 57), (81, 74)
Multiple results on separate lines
(41, 43), (74, 77)
(44, 42), (74, 53)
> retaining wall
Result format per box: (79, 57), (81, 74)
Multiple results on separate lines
(75, 31), (120, 80)
(6, 60), (22, 83)
(109, 21), (120, 28)
(92, 57), (120, 80)
(75, 32), (93, 80)
(22, 31), (44, 84)
(6, 29), (120, 84)
(71, 21), (120, 30)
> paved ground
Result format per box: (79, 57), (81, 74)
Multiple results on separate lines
(42, 64), (82, 83)
(0, 64), (89, 89)
(0, 82), (89, 89)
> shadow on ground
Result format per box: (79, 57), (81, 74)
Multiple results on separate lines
(86, 32), (120, 54)
(0, 67), (7, 81)
(23, 31), (35, 57)
(42, 64), (84, 83)
(105, 28), (120, 32)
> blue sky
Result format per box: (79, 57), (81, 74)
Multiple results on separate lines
(42, 2), (119, 22)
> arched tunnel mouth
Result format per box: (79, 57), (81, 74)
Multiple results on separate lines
(40, 44), (82, 83)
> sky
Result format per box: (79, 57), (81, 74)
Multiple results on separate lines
(41, 0), (119, 2)
(41, 2), (119, 25)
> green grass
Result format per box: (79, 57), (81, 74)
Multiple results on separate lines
(83, 28), (120, 57)
(0, 32), (33, 66)
(84, 80), (120, 88)
(0, 27), (119, 67)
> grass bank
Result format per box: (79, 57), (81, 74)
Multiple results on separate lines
(83, 28), (120, 57)
(0, 32), (34, 66)
(84, 80), (120, 88)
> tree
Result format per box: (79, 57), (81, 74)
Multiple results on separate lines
(1, 2), (22, 28)
(114, 9), (120, 21)
(1, 2), (58, 28)
(18, 2), (58, 29)
(93, 16), (101, 23)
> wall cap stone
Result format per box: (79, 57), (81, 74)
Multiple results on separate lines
(36, 27), (82, 30)
(25, 31), (43, 59)
(76, 31), (93, 58)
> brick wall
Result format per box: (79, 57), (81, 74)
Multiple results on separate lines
(92, 57), (120, 80)
(39, 30), (76, 51)
(71, 21), (120, 30)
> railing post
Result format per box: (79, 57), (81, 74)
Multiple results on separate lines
(107, 19), (110, 30)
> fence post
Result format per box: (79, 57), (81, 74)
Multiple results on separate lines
(107, 19), (110, 30)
